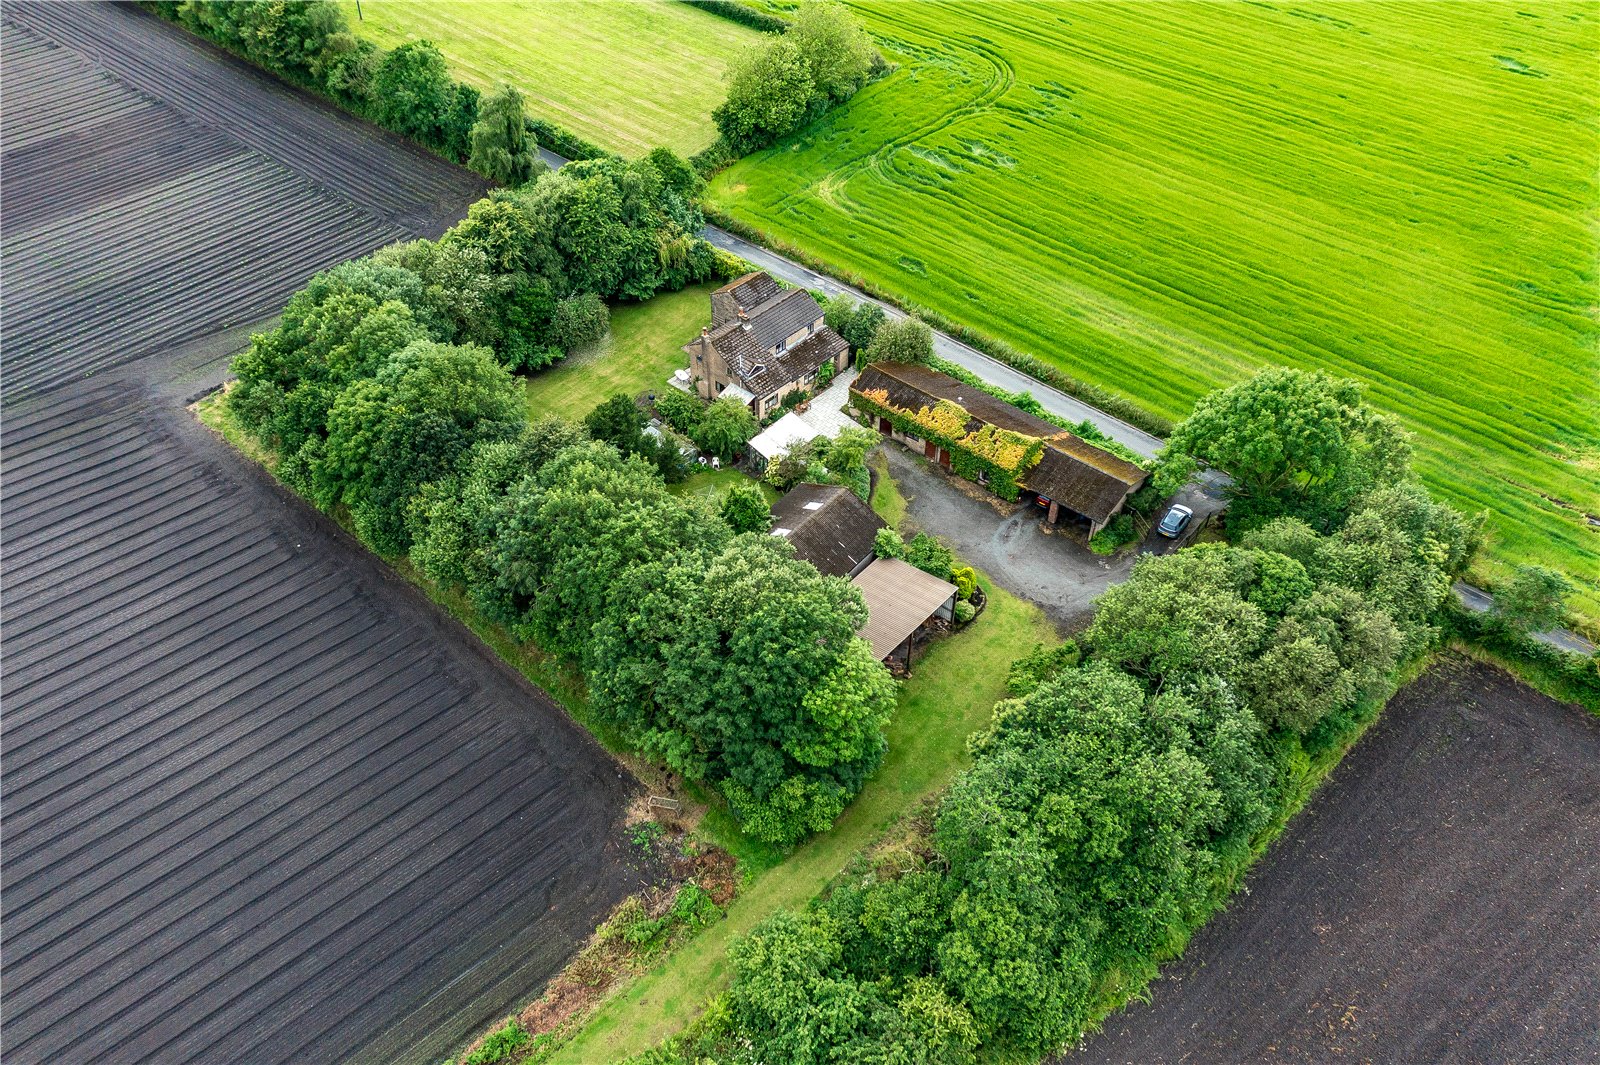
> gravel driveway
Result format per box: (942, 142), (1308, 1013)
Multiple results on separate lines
(879, 445), (1134, 630)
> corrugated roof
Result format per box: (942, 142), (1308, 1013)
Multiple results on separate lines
(770, 483), (885, 578)
(852, 557), (957, 660)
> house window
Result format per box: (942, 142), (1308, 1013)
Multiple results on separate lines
(752, 364), (766, 376)
(716, 381), (725, 393)
(767, 393), (779, 407)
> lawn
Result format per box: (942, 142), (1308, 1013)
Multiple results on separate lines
(522, 283), (714, 423)
(669, 467), (780, 508)
(335, 0), (760, 156)
(548, 572), (1058, 1063)
(710, 2), (1600, 625)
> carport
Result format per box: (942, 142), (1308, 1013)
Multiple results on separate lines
(851, 557), (958, 673)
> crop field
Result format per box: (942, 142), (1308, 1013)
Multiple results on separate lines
(337, 0), (761, 157)
(0, 7), (636, 1064)
(1068, 657), (1600, 1063)
(710, 2), (1600, 622)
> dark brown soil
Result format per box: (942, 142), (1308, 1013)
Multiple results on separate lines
(1067, 657), (1600, 1065)
(0, 7), (641, 1065)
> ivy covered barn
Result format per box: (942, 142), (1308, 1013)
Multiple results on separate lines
(683, 271), (850, 419)
(850, 362), (1147, 534)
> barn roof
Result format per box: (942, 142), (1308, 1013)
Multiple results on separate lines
(851, 557), (958, 660)
(852, 361), (1061, 438)
(769, 483), (885, 578)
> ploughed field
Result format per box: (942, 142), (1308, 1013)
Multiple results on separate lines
(336, 0), (761, 157)
(711, 1), (1600, 622)
(0, 6), (638, 1064)
(1066, 657), (1600, 1064)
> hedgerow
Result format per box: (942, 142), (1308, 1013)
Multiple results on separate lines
(676, 0), (789, 34)
(142, 0), (608, 175)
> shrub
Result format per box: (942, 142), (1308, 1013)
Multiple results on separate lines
(951, 565), (978, 601)
(953, 600), (976, 624)
(694, 395), (758, 461)
(904, 532), (954, 581)
(656, 388), (707, 438)
(862, 316), (934, 367)
(548, 292), (611, 352)
(815, 359), (836, 388)
(874, 527), (905, 559)
(720, 481), (772, 533)
(460, 1020), (530, 1065)
(1088, 512), (1138, 555)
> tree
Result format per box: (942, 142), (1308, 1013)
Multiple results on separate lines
(547, 292), (610, 352)
(786, 0), (876, 105)
(720, 481), (772, 533)
(584, 393), (648, 449)
(904, 532), (954, 581)
(1164, 368), (1412, 531)
(863, 317), (934, 366)
(713, 38), (815, 153)
(695, 395), (758, 461)
(314, 339), (525, 554)
(468, 83), (537, 186)
(1492, 564), (1571, 635)
(371, 41), (459, 149)
(823, 295), (887, 353)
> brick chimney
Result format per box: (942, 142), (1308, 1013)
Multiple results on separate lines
(738, 307), (751, 331)
(698, 326), (711, 361)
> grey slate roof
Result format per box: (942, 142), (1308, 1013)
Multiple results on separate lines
(711, 271), (783, 327)
(698, 281), (848, 398)
(770, 483), (885, 578)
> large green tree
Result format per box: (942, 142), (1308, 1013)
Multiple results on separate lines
(313, 339), (525, 554)
(787, 0), (877, 105)
(1165, 368), (1412, 530)
(713, 37), (815, 153)
(695, 395), (759, 461)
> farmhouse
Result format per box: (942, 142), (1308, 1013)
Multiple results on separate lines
(683, 271), (850, 420)
(851, 557), (957, 672)
(850, 362), (1147, 534)
(769, 483), (885, 579)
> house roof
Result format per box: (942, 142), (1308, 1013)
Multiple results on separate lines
(851, 557), (957, 660)
(852, 362), (1063, 438)
(769, 483), (885, 578)
(711, 271), (783, 326)
(688, 276), (849, 398)
(747, 412), (818, 463)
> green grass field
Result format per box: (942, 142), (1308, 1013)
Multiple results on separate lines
(522, 283), (713, 422)
(337, 0), (759, 156)
(710, 2), (1600, 625)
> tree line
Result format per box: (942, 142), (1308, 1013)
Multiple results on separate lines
(225, 167), (892, 846)
(142, 0), (609, 173)
(635, 370), (1487, 1064)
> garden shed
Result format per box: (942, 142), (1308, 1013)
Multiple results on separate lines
(769, 483), (885, 579)
(746, 412), (817, 469)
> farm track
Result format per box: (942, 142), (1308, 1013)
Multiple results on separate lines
(0, 6), (640, 1064)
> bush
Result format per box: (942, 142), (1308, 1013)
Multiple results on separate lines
(953, 600), (976, 624)
(823, 294), (887, 353)
(655, 388), (706, 439)
(720, 481), (772, 533)
(548, 292), (610, 353)
(863, 316), (934, 367)
(460, 1020), (530, 1065)
(951, 565), (978, 601)
(694, 395), (758, 461)
(874, 527), (905, 560)
(1088, 512), (1138, 555)
(678, 0), (789, 33)
(904, 532), (953, 581)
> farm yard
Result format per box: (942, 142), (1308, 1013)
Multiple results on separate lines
(336, 0), (761, 157)
(1067, 657), (1600, 1064)
(0, 6), (639, 1064)
(710, 1), (1600, 623)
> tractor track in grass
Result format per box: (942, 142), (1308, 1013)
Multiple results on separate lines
(1, 6), (643, 1064)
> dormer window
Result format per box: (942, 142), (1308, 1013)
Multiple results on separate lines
(751, 364), (766, 377)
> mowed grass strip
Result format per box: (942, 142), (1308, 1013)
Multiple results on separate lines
(710, 1), (1600, 622)
(522, 283), (714, 423)
(336, 0), (760, 156)
(548, 576), (1058, 1063)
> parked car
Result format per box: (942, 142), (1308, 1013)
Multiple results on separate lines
(1157, 503), (1193, 538)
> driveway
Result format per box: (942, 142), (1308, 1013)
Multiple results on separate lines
(879, 445), (1134, 630)
(1138, 472), (1230, 555)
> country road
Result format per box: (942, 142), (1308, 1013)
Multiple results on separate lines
(537, 149), (1594, 658)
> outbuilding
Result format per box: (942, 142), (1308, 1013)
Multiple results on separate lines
(770, 483), (885, 579)
(851, 556), (958, 672)
(746, 411), (818, 469)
